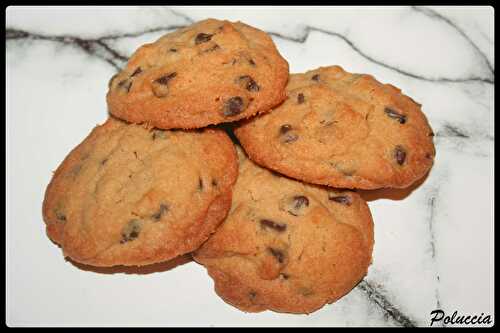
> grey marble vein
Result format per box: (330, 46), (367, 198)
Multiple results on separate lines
(428, 197), (437, 259)
(98, 26), (185, 42)
(268, 28), (493, 85)
(427, 194), (445, 327)
(435, 122), (494, 144)
(7, 28), (126, 70)
(168, 8), (195, 24)
(5, 7), (494, 326)
(411, 6), (494, 77)
(436, 124), (470, 138)
(6, 7), (494, 85)
(357, 280), (417, 327)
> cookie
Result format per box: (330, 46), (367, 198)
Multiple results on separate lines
(235, 66), (435, 189)
(193, 148), (374, 314)
(106, 19), (289, 129)
(42, 117), (238, 267)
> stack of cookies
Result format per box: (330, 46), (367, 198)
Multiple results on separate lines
(42, 19), (435, 314)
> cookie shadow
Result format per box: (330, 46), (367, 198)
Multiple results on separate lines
(216, 122), (240, 145)
(356, 171), (430, 202)
(67, 254), (193, 275)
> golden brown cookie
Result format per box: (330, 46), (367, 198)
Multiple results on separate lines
(42, 117), (238, 267)
(193, 148), (374, 314)
(235, 66), (435, 189)
(106, 19), (289, 129)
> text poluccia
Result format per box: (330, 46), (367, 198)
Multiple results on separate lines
(430, 310), (492, 326)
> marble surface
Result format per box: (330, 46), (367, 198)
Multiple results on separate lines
(6, 6), (494, 327)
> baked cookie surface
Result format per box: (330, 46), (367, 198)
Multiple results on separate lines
(42, 117), (238, 267)
(107, 19), (289, 129)
(193, 148), (374, 314)
(235, 66), (435, 189)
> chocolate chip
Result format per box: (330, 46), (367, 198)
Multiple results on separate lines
(101, 158), (108, 165)
(131, 67), (142, 77)
(223, 96), (245, 117)
(202, 44), (220, 52)
(268, 247), (286, 263)
(292, 196), (309, 214)
(118, 79), (132, 93)
(384, 107), (407, 124)
(195, 33), (213, 45)
(155, 72), (177, 85)
(248, 59), (256, 66)
(249, 291), (257, 299)
(237, 75), (260, 92)
(211, 179), (218, 187)
(281, 195), (309, 216)
(280, 273), (290, 280)
(328, 193), (352, 206)
(55, 210), (67, 222)
(395, 145), (407, 165)
(198, 178), (203, 191)
(294, 196), (309, 206)
(279, 124), (299, 143)
(151, 203), (169, 221)
(260, 219), (287, 232)
(297, 93), (305, 104)
(280, 124), (292, 134)
(120, 220), (141, 243)
(169, 48), (177, 52)
(426, 153), (433, 159)
(312, 74), (320, 81)
(152, 72), (177, 97)
(260, 219), (286, 232)
(282, 132), (299, 143)
(428, 132), (435, 137)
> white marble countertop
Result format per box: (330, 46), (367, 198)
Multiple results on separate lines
(6, 6), (494, 327)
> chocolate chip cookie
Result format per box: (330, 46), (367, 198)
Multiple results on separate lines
(42, 117), (238, 267)
(107, 19), (289, 129)
(235, 66), (436, 189)
(193, 148), (374, 314)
